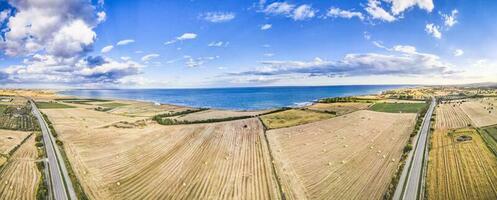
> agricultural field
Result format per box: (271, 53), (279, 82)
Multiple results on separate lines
(43, 108), (281, 199)
(370, 102), (427, 113)
(42, 107), (145, 128)
(0, 135), (40, 200)
(460, 98), (497, 127)
(0, 130), (31, 154)
(266, 110), (416, 199)
(479, 125), (497, 155)
(260, 109), (334, 129)
(0, 102), (39, 131)
(427, 128), (497, 200)
(107, 100), (193, 117)
(306, 102), (371, 115)
(169, 109), (271, 123)
(435, 103), (472, 129)
(35, 101), (75, 109)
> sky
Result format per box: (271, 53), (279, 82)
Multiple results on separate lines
(0, 0), (496, 88)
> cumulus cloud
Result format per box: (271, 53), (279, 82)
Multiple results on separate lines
(441, 9), (458, 28)
(261, 2), (315, 21)
(365, 0), (396, 22)
(453, 49), (464, 57)
(292, 5), (316, 21)
(97, 11), (106, 23)
(116, 39), (135, 46)
(0, 9), (10, 22)
(165, 33), (197, 45)
(141, 54), (160, 62)
(101, 45), (113, 53)
(365, 0), (434, 22)
(261, 24), (272, 30)
(1, 54), (142, 85)
(327, 7), (364, 20)
(229, 45), (455, 78)
(0, 0), (102, 58)
(200, 12), (235, 23)
(425, 23), (442, 39)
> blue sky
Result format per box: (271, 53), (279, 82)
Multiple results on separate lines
(0, 0), (496, 88)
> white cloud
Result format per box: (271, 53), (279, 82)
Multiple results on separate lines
(231, 45), (455, 77)
(389, 0), (434, 15)
(184, 55), (219, 68)
(327, 7), (364, 20)
(141, 54), (160, 62)
(116, 39), (135, 46)
(177, 33), (197, 40)
(441, 9), (458, 28)
(164, 33), (197, 45)
(97, 11), (106, 23)
(264, 53), (275, 57)
(0, 0), (102, 58)
(365, 0), (396, 22)
(263, 2), (295, 15)
(365, 0), (434, 22)
(292, 5), (316, 21)
(425, 23), (442, 39)
(208, 41), (228, 47)
(200, 12), (235, 23)
(453, 49), (464, 57)
(100, 45), (114, 53)
(364, 32), (371, 40)
(261, 24), (272, 30)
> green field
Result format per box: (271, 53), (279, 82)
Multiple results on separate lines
(36, 102), (75, 109)
(96, 102), (128, 108)
(0, 105), (7, 113)
(55, 98), (111, 105)
(480, 125), (497, 156)
(370, 103), (427, 113)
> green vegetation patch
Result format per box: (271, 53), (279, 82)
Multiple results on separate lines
(96, 102), (128, 108)
(319, 96), (376, 103)
(0, 103), (39, 131)
(479, 125), (497, 156)
(36, 102), (75, 109)
(260, 109), (334, 129)
(370, 102), (427, 113)
(0, 105), (7, 113)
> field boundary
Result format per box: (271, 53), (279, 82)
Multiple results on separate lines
(258, 117), (286, 200)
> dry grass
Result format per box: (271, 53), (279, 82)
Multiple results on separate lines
(107, 100), (193, 117)
(267, 110), (416, 200)
(0, 135), (40, 200)
(0, 130), (31, 154)
(170, 109), (271, 122)
(427, 128), (497, 200)
(306, 102), (371, 115)
(260, 109), (334, 129)
(460, 98), (497, 127)
(43, 106), (281, 199)
(435, 103), (472, 129)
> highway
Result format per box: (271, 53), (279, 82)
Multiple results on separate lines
(393, 97), (436, 200)
(30, 100), (77, 200)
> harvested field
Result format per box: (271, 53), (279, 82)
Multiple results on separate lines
(170, 109), (271, 122)
(0, 130), (31, 154)
(0, 135), (40, 200)
(435, 103), (472, 129)
(267, 110), (416, 200)
(260, 109), (334, 129)
(41, 107), (145, 128)
(107, 101), (193, 117)
(306, 102), (371, 115)
(370, 102), (427, 113)
(44, 107), (281, 199)
(427, 128), (497, 200)
(460, 98), (497, 127)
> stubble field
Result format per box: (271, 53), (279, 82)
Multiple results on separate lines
(460, 98), (497, 127)
(435, 103), (472, 129)
(42, 106), (282, 199)
(0, 135), (40, 200)
(266, 110), (416, 199)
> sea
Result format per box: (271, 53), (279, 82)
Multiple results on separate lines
(60, 85), (409, 110)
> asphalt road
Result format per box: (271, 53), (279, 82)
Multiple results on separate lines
(31, 100), (77, 200)
(393, 97), (436, 200)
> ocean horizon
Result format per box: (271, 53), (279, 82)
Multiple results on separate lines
(60, 85), (410, 110)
